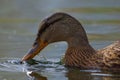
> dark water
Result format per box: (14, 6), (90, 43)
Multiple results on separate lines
(0, 0), (120, 80)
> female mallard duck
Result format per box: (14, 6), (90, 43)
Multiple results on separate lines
(22, 12), (120, 70)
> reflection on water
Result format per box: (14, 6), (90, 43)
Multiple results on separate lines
(0, 58), (120, 80)
(27, 71), (47, 80)
(0, 0), (120, 80)
(26, 68), (120, 80)
(26, 66), (120, 80)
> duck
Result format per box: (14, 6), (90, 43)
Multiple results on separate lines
(22, 12), (120, 70)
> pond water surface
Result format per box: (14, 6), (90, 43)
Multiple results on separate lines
(0, 0), (120, 80)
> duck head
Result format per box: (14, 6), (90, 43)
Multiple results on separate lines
(22, 12), (89, 61)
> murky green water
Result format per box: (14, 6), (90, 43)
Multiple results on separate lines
(0, 0), (120, 80)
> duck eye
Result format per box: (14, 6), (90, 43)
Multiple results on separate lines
(33, 42), (37, 46)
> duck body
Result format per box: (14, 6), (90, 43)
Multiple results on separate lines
(65, 40), (120, 69)
(22, 12), (120, 70)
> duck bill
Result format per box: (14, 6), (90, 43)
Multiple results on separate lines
(22, 40), (48, 61)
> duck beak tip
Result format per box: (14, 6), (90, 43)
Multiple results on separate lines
(22, 41), (48, 61)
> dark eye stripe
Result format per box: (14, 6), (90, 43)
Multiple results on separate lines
(34, 13), (66, 43)
(37, 19), (49, 37)
(37, 13), (65, 37)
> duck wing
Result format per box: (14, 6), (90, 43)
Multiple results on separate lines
(98, 40), (120, 68)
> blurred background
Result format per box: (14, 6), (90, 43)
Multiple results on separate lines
(0, 0), (120, 80)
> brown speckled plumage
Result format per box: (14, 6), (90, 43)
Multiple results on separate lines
(22, 12), (120, 70)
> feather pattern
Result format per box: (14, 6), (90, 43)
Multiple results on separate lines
(64, 41), (120, 69)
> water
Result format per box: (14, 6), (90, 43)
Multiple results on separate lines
(0, 0), (120, 80)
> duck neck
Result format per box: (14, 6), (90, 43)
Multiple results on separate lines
(64, 37), (96, 67)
